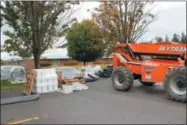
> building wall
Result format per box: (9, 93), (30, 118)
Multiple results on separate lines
(7, 58), (112, 69)
(25, 60), (35, 70)
(58, 58), (111, 66)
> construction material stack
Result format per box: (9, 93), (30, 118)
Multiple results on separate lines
(35, 68), (58, 94)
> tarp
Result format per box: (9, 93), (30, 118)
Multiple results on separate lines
(81, 66), (99, 82)
(56, 67), (82, 79)
(1, 66), (13, 80)
(59, 82), (89, 94)
(94, 65), (102, 74)
(1, 65), (26, 84)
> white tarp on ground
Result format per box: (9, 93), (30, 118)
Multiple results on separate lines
(58, 82), (89, 94)
(1, 65), (26, 84)
(56, 67), (83, 79)
(81, 66), (100, 80)
(94, 65), (102, 74)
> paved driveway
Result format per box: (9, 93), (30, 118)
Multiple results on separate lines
(1, 78), (186, 124)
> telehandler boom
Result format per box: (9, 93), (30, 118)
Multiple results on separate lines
(111, 42), (186, 102)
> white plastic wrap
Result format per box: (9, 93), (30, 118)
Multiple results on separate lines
(94, 65), (102, 74)
(60, 85), (74, 94)
(1, 66), (12, 80)
(81, 66), (99, 80)
(71, 82), (89, 91)
(35, 68), (58, 94)
(56, 67), (82, 79)
(1, 65), (26, 84)
(59, 82), (89, 94)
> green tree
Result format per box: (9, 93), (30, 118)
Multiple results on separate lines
(92, 1), (156, 56)
(181, 32), (186, 43)
(172, 33), (180, 42)
(165, 34), (169, 42)
(155, 36), (163, 42)
(66, 20), (104, 66)
(1, 1), (77, 68)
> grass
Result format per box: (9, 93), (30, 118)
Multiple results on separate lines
(1, 80), (24, 91)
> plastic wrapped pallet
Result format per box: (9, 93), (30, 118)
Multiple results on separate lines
(1, 65), (26, 84)
(35, 68), (58, 94)
(1, 66), (12, 80)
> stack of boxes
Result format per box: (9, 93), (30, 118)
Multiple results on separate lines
(35, 68), (58, 94)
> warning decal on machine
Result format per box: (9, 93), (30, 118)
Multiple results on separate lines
(142, 66), (155, 71)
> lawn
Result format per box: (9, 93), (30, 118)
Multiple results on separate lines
(1, 80), (24, 91)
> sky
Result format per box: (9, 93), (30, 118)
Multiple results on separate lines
(0, 1), (186, 60)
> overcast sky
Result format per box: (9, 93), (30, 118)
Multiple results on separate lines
(1, 1), (186, 60)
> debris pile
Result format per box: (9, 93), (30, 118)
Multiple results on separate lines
(96, 65), (113, 78)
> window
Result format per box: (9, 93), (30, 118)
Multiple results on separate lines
(140, 55), (152, 61)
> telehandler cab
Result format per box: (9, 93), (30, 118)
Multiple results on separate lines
(111, 42), (186, 102)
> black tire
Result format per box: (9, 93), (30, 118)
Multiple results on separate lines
(103, 70), (112, 78)
(95, 72), (100, 76)
(97, 70), (111, 78)
(111, 66), (134, 91)
(103, 68), (112, 73)
(164, 66), (187, 102)
(141, 82), (155, 86)
(105, 67), (113, 72)
(97, 71), (105, 77)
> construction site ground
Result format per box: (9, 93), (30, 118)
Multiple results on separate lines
(1, 78), (186, 124)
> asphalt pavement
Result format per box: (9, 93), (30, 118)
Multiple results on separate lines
(1, 78), (186, 124)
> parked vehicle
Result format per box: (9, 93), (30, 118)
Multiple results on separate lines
(111, 42), (186, 102)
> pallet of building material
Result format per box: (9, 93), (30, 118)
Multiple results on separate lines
(57, 72), (85, 88)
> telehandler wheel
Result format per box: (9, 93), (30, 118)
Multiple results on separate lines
(141, 82), (155, 86)
(164, 67), (186, 102)
(111, 66), (134, 91)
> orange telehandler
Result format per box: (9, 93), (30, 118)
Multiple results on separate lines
(111, 42), (186, 102)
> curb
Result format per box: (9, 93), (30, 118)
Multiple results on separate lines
(1, 94), (40, 105)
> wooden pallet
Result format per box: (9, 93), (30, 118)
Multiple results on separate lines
(57, 72), (85, 88)
(24, 70), (36, 96)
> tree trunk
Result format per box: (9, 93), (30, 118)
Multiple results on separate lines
(34, 53), (40, 69)
(84, 61), (86, 66)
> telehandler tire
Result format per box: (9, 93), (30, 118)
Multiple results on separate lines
(111, 66), (134, 91)
(164, 66), (186, 102)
